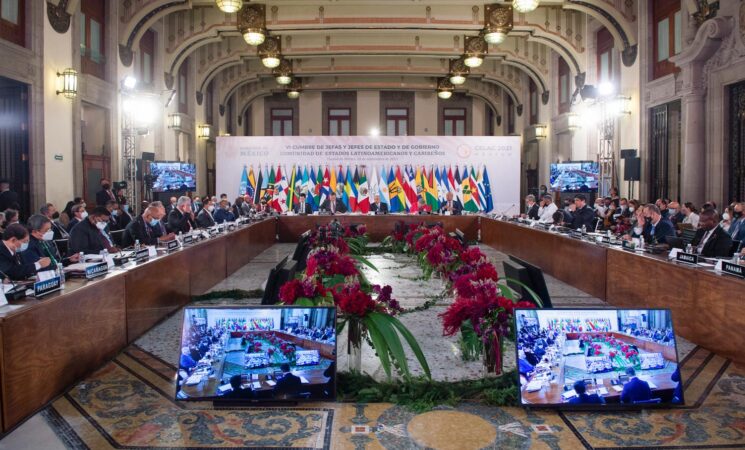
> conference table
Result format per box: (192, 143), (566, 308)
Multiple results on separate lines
(480, 217), (745, 367)
(0, 213), (742, 432)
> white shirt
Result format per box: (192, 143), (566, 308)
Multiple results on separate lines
(684, 212), (700, 228)
(538, 203), (558, 221)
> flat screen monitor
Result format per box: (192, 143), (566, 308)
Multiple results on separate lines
(549, 161), (599, 193)
(150, 161), (197, 192)
(515, 308), (683, 409)
(176, 306), (337, 402)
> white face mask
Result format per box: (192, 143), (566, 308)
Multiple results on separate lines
(42, 230), (55, 241)
(207, 205), (215, 212)
(81, 211), (89, 219)
(629, 207), (635, 213)
(96, 221), (108, 231)
(669, 209), (677, 216)
(723, 213), (731, 221)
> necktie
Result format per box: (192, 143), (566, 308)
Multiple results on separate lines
(331, 202), (335, 213)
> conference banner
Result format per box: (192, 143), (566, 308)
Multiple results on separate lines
(216, 136), (520, 214)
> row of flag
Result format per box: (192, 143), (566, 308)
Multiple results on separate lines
(239, 164), (494, 214)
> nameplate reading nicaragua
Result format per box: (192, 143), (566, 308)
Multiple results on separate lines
(676, 252), (699, 265)
(166, 239), (179, 251)
(85, 262), (109, 279)
(182, 235), (194, 245)
(722, 261), (745, 279)
(34, 276), (61, 297)
(135, 248), (150, 263)
(209, 228), (218, 237)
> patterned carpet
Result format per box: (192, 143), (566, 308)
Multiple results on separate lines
(38, 342), (745, 449)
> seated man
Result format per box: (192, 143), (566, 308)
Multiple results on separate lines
(370, 194), (388, 214)
(274, 363), (303, 398)
(213, 199), (235, 224)
(22, 214), (80, 267)
(180, 346), (197, 372)
(439, 192), (462, 215)
(568, 380), (606, 405)
(123, 201), (176, 247)
(196, 199), (217, 228)
(0, 223), (52, 280)
(620, 367), (652, 403)
(690, 209), (733, 258)
(68, 206), (120, 255)
(222, 374), (252, 399)
(320, 192), (347, 214)
(66, 204), (88, 233)
(168, 196), (197, 233)
(642, 204), (676, 245)
(294, 193), (311, 214)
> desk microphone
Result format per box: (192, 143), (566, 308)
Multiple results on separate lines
(496, 204), (516, 218)
(0, 269), (27, 301)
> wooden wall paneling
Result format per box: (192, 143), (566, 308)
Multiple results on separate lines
(189, 235), (227, 295)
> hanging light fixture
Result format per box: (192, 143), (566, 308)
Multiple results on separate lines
(448, 57), (469, 85)
(197, 124), (212, 140)
(56, 68), (78, 99)
(463, 35), (487, 68)
(215, 0), (242, 14)
(286, 79), (302, 99)
(237, 3), (266, 46)
(437, 78), (454, 99)
(483, 3), (513, 45)
(273, 59), (293, 85)
(168, 113), (182, 130)
(258, 36), (281, 69)
(513, 0), (540, 14)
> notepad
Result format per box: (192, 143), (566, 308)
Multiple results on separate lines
(561, 390), (577, 400)
(185, 374), (202, 385)
(266, 380), (276, 386)
(595, 387), (609, 395)
(300, 376), (309, 384)
(218, 384), (232, 393)
(612, 385), (623, 392)
(251, 381), (262, 389)
(525, 380), (543, 392)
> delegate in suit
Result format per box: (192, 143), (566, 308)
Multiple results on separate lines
(320, 192), (347, 214)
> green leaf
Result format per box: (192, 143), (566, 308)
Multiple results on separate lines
(351, 254), (379, 272)
(387, 315), (432, 379)
(336, 319), (347, 335)
(294, 298), (315, 306)
(367, 312), (410, 379)
(363, 316), (392, 379)
(499, 278), (544, 307)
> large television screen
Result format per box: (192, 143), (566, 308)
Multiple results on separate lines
(549, 162), (599, 192)
(516, 308), (683, 409)
(176, 306), (337, 402)
(150, 161), (197, 192)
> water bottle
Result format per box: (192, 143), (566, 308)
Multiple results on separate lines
(134, 239), (141, 252)
(581, 224), (587, 235)
(57, 262), (65, 286)
(686, 243), (693, 254)
(639, 238), (645, 250)
(78, 251), (84, 263)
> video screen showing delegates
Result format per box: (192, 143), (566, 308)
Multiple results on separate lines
(150, 161), (197, 192)
(176, 306), (336, 402)
(515, 309), (684, 408)
(549, 162), (599, 193)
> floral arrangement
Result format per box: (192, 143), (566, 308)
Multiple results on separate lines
(580, 334), (640, 369)
(278, 221), (430, 380)
(386, 221), (541, 375)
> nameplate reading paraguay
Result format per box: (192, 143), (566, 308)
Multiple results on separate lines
(676, 252), (699, 265)
(722, 261), (745, 279)
(85, 262), (109, 279)
(34, 276), (61, 298)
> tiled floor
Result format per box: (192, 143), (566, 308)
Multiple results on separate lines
(0, 243), (726, 450)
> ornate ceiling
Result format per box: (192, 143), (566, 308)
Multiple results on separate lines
(117, 0), (638, 115)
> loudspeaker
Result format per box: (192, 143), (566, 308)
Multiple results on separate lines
(624, 157), (641, 181)
(620, 149), (637, 159)
(141, 152), (155, 161)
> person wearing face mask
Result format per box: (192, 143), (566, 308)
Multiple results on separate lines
(40, 202), (69, 240)
(116, 201), (133, 230)
(68, 207), (120, 255)
(196, 198), (217, 228)
(66, 204), (88, 233)
(21, 214), (80, 268)
(214, 199), (235, 224)
(570, 194), (595, 231)
(167, 196), (197, 233)
(104, 199), (123, 232)
(720, 206), (734, 233)
(681, 202), (700, 229)
(0, 223), (52, 281)
(668, 201), (685, 225)
(123, 202), (176, 247)
(96, 179), (116, 207)
(690, 209), (733, 257)
(642, 204), (676, 245)
(728, 203), (745, 242)
(537, 194), (557, 222)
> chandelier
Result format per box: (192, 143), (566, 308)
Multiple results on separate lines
(258, 36), (281, 68)
(483, 3), (513, 45)
(464, 35), (487, 68)
(449, 57), (469, 85)
(273, 59), (293, 85)
(437, 78), (454, 99)
(513, 0), (540, 14)
(215, 0), (242, 14)
(237, 3), (266, 46)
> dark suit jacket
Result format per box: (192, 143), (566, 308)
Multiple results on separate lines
(643, 218), (676, 244)
(21, 236), (62, 267)
(50, 220), (69, 240)
(274, 373), (303, 396)
(0, 190), (20, 211)
(68, 219), (108, 255)
(570, 206), (595, 230)
(66, 217), (80, 233)
(620, 377), (652, 404)
(439, 201), (462, 216)
(526, 203), (539, 220)
(370, 202), (388, 214)
(96, 189), (115, 207)
(568, 393), (606, 405)
(123, 215), (161, 247)
(196, 209), (216, 228)
(213, 208), (235, 224)
(294, 201), (311, 215)
(168, 209), (196, 233)
(320, 199), (347, 214)
(691, 226), (733, 258)
(0, 242), (38, 280)
(670, 212), (685, 225)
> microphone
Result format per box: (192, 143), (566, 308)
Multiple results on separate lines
(0, 269), (27, 301)
(495, 204), (516, 218)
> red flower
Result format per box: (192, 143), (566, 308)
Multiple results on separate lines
(333, 284), (377, 317)
(279, 279), (303, 304)
(460, 247), (486, 265)
(475, 263), (499, 282)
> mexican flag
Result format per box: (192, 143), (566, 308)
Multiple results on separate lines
(357, 168), (370, 213)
